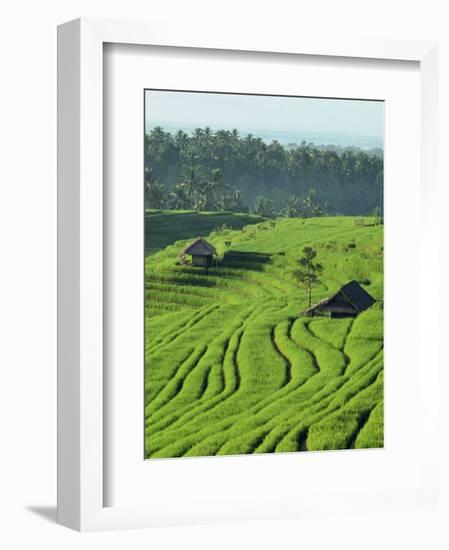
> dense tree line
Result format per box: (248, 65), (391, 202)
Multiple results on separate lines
(144, 126), (383, 216)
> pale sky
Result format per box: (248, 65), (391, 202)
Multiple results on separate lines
(145, 90), (384, 148)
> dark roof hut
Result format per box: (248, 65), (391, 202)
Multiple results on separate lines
(304, 280), (376, 318)
(180, 237), (217, 267)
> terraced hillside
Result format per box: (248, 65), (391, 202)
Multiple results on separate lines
(145, 213), (384, 458)
(145, 210), (263, 255)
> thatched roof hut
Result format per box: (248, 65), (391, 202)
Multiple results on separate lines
(180, 237), (217, 267)
(304, 280), (376, 318)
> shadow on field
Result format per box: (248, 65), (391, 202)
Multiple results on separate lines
(221, 251), (272, 271)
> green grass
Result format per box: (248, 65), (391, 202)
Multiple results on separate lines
(145, 212), (384, 458)
(145, 209), (264, 255)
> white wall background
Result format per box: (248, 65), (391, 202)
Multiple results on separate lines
(0, 1), (448, 548)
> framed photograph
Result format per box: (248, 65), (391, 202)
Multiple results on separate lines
(142, 89), (385, 461)
(57, 18), (440, 531)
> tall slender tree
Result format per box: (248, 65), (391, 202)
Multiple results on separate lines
(292, 246), (323, 308)
(144, 168), (166, 209)
(253, 196), (274, 218)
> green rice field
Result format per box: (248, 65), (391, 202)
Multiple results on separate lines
(145, 211), (384, 458)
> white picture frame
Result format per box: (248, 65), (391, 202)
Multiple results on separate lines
(57, 17), (439, 531)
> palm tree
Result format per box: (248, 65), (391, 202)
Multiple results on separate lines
(284, 195), (302, 217)
(220, 189), (248, 213)
(144, 168), (166, 209)
(209, 168), (228, 207)
(253, 196), (274, 218)
(180, 166), (197, 205)
(301, 188), (323, 217)
(174, 130), (189, 151)
(169, 183), (191, 210)
(196, 168), (228, 211)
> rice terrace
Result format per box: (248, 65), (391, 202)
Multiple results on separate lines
(144, 212), (383, 458)
(144, 90), (384, 459)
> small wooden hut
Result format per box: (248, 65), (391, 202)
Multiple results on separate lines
(304, 280), (376, 318)
(180, 237), (217, 267)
